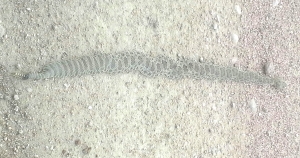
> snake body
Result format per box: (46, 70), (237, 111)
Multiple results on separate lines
(21, 52), (286, 89)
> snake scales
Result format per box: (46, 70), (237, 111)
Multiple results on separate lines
(18, 52), (286, 89)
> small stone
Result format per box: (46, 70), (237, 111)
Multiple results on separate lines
(18, 130), (23, 134)
(13, 94), (19, 100)
(231, 32), (239, 44)
(61, 149), (66, 155)
(0, 25), (5, 37)
(230, 102), (236, 108)
(14, 106), (19, 112)
(272, 0), (280, 7)
(51, 25), (55, 30)
(13, 147), (18, 153)
(50, 146), (54, 151)
(235, 5), (242, 15)
(40, 49), (48, 56)
(262, 107), (267, 113)
(15, 64), (22, 70)
(216, 15), (220, 22)
(249, 99), (257, 113)
(87, 121), (93, 127)
(265, 131), (271, 136)
(212, 104), (217, 111)
(75, 139), (81, 146)
(26, 88), (33, 93)
(231, 57), (238, 65)
(264, 61), (274, 75)
(213, 23), (218, 30)
(82, 146), (92, 154)
(199, 57), (204, 62)
(63, 83), (70, 89)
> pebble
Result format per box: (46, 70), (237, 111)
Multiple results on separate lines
(26, 87), (33, 93)
(231, 32), (239, 44)
(272, 0), (280, 7)
(249, 99), (257, 113)
(231, 57), (238, 65)
(14, 106), (19, 112)
(211, 104), (217, 111)
(51, 25), (55, 31)
(234, 5), (242, 15)
(263, 61), (274, 75)
(213, 23), (218, 30)
(63, 83), (70, 89)
(40, 49), (48, 56)
(0, 25), (5, 37)
(15, 64), (22, 70)
(74, 139), (81, 146)
(215, 15), (220, 23)
(199, 57), (204, 62)
(82, 146), (92, 155)
(13, 94), (19, 100)
(18, 130), (23, 134)
(230, 102), (236, 108)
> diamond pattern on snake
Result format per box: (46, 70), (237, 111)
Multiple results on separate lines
(18, 52), (286, 89)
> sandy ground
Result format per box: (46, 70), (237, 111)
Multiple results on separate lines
(0, 0), (299, 157)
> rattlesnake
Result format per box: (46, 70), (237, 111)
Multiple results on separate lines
(16, 52), (286, 89)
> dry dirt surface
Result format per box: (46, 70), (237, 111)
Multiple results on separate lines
(0, 0), (299, 157)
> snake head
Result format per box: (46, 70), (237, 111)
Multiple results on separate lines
(273, 77), (287, 90)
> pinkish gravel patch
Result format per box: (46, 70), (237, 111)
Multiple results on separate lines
(240, 0), (300, 157)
